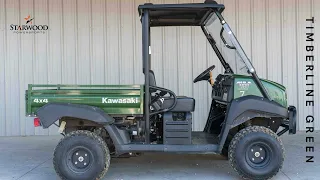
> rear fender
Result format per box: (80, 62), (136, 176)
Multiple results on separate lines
(36, 103), (115, 128)
(36, 103), (131, 154)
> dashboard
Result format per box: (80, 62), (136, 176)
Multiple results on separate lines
(211, 74), (234, 104)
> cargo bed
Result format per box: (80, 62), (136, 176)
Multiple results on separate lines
(25, 84), (144, 116)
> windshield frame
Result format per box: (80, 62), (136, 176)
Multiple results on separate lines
(201, 11), (256, 74)
(201, 11), (272, 100)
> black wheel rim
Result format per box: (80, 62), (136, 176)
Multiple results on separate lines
(245, 142), (272, 168)
(66, 146), (94, 173)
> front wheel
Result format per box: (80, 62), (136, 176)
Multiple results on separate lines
(53, 130), (110, 180)
(228, 126), (285, 180)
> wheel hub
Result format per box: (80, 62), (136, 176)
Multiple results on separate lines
(247, 145), (267, 164)
(67, 147), (93, 170)
(254, 152), (260, 157)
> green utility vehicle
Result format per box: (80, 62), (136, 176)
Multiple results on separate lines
(25, 1), (297, 180)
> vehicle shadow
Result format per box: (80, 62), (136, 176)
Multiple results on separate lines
(105, 153), (240, 180)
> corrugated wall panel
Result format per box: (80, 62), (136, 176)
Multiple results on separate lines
(192, 27), (209, 130)
(5, 0), (21, 136)
(120, 0), (135, 84)
(105, 1), (120, 85)
(266, 0), (282, 86)
(91, 0), (106, 85)
(282, 0), (299, 129)
(0, 0), (6, 136)
(0, 0), (318, 136)
(77, 0), (92, 85)
(62, 0), (77, 85)
(252, 0), (267, 79)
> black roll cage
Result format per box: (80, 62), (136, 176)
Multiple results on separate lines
(138, 0), (271, 144)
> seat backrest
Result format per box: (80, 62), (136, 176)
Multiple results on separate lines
(149, 70), (156, 86)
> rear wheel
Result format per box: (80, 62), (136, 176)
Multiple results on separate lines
(53, 130), (110, 180)
(228, 126), (284, 180)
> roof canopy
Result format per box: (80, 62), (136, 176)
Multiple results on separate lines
(138, 0), (225, 27)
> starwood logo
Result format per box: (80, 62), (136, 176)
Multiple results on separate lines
(9, 15), (49, 34)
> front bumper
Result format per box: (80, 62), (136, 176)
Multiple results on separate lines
(277, 106), (297, 136)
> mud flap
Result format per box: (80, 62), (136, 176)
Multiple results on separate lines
(288, 106), (297, 134)
(277, 106), (297, 136)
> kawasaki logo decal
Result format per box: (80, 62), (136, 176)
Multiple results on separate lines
(102, 98), (139, 104)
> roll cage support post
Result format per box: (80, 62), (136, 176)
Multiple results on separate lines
(141, 9), (151, 144)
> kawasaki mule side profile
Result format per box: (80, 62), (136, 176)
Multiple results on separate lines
(25, 1), (297, 180)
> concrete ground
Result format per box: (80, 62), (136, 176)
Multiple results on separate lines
(0, 131), (319, 180)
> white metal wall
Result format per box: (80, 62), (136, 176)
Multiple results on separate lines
(0, 0), (318, 136)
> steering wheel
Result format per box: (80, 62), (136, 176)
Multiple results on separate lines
(193, 65), (216, 83)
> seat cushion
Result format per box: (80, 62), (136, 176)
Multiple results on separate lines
(162, 96), (195, 112)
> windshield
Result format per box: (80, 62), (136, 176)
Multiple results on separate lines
(204, 13), (249, 75)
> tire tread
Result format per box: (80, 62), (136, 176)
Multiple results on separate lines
(228, 126), (285, 180)
(53, 130), (110, 180)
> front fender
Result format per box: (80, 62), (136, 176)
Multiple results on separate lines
(218, 95), (292, 152)
(226, 95), (288, 128)
(36, 103), (115, 128)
